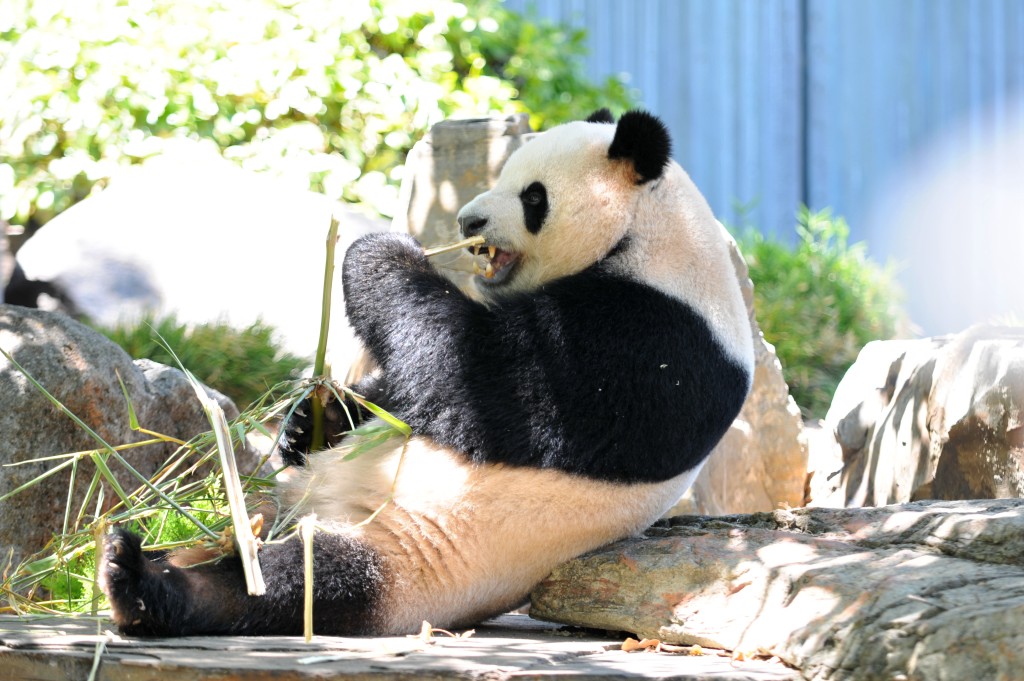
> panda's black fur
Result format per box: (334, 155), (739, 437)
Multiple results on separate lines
(341, 234), (748, 483)
(100, 109), (754, 637)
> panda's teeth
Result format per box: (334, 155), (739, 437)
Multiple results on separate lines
(473, 262), (483, 275)
(485, 263), (495, 279)
(488, 246), (496, 259)
(473, 245), (481, 256)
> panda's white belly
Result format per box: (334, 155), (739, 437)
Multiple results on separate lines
(278, 427), (700, 633)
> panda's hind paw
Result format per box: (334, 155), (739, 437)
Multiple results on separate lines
(99, 529), (152, 632)
(101, 528), (144, 585)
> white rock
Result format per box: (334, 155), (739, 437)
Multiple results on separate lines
(14, 140), (385, 366)
(812, 325), (1024, 506)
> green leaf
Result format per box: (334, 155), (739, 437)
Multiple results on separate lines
(353, 397), (412, 437)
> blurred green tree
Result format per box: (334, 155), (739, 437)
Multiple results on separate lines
(0, 0), (632, 227)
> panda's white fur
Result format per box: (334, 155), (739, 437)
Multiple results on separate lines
(100, 110), (754, 637)
(282, 435), (702, 633)
(458, 117), (752, 368)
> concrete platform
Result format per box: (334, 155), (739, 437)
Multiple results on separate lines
(0, 613), (799, 680)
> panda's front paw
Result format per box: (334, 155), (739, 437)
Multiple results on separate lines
(278, 386), (359, 466)
(278, 399), (314, 466)
(343, 233), (435, 341)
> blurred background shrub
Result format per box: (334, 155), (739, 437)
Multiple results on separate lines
(97, 315), (309, 408)
(735, 207), (911, 418)
(0, 0), (632, 228)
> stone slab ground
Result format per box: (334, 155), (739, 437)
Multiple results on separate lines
(0, 613), (797, 681)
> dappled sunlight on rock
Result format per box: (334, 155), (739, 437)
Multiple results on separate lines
(532, 500), (1024, 680)
(754, 537), (822, 567)
(812, 326), (1024, 508)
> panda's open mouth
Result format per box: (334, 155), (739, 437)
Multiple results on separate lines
(469, 243), (520, 286)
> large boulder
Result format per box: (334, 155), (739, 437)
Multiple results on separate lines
(396, 116), (808, 515)
(809, 325), (1024, 507)
(531, 498), (1024, 681)
(8, 141), (385, 365)
(0, 304), (255, 565)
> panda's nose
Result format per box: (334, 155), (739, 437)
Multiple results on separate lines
(458, 214), (488, 237)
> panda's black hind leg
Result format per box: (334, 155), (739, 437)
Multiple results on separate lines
(100, 529), (196, 637)
(101, 527), (390, 637)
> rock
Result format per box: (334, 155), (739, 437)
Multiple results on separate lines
(0, 304), (255, 565)
(0, 612), (800, 681)
(811, 325), (1024, 507)
(531, 498), (1024, 681)
(9, 140), (385, 364)
(395, 117), (808, 515)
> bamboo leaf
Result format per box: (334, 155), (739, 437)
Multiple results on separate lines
(115, 370), (139, 431)
(353, 397), (412, 436)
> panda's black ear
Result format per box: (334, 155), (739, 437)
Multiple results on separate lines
(585, 108), (615, 124)
(608, 110), (672, 184)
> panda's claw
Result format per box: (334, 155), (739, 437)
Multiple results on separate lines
(278, 385), (369, 466)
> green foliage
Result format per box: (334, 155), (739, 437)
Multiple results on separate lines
(0, 0), (633, 226)
(40, 554), (93, 610)
(736, 207), (910, 418)
(96, 315), (309, 409)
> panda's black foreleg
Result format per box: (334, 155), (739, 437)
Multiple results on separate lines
(101, 528), (387, 636)
(278, 375), (386, 466)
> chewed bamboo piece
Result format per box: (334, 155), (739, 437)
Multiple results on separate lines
(188, 379), (265, 596)
(423, 235), (485, 258)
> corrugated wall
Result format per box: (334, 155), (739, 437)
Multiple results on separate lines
(503, 0), (1024, 237)
(503, 0), (1024, 333)
(804, 0), (1024, 242)
(505, 0), (804, 237)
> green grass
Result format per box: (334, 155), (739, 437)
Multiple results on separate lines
(96, 315), (309, 409)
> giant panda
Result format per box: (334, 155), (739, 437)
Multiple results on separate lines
(100, 109), (755, 637)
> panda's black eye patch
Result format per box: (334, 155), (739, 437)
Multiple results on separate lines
(520, 181), (548, 234)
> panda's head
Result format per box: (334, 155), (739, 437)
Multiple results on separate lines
(456, 109), (672, 296)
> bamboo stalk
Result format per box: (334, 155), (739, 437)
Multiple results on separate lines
(311, 216), (341, 452)
(299, 514), (317, 642)
(188, 379), (265, 596)
(423, 235), (485, 258)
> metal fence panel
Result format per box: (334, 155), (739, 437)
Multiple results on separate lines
(503, 0), (1024, 243)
